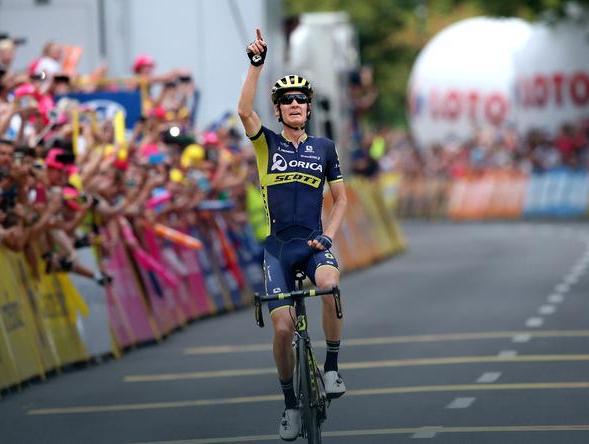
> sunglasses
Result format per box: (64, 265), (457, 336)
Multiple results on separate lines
(278, 93), (309, 105)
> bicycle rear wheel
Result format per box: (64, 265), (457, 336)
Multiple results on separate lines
(298, 341), (322, 444)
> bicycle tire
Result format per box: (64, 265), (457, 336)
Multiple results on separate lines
(298, 341), (322, 444)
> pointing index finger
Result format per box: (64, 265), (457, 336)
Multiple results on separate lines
(256, 28), (264, 42)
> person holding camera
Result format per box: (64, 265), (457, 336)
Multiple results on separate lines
(238, 28), (348, 441)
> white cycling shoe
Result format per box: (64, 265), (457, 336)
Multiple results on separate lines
(279, 408), (301, 441)
(324, 370), (346, 399)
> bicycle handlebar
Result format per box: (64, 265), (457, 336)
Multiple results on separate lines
(254, 286), (343, 328)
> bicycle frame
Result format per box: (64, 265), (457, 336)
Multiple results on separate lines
(254, 275), (342, 443)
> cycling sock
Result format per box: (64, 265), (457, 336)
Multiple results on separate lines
(280, 377), (297, 409)
(324, 340), (340, 372)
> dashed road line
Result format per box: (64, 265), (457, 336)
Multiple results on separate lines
(446, 397), (476, 409)
(564, 274), (580, 285)
(498, 350), (518, 357)
(512, 334), (531, 343)
(548, 294), (565, 304)
(411, 426), (443, 439)
(555, 283), (570, 294)
(477, 372), (502, 383)
(526, 317), (544, 328)
(538, 305), (556, 315)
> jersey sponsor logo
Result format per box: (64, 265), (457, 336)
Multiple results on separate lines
(300, 154), (320, 160)
(271, 153), (288, 171)
(278, 147), (295, 154)
(270, 153), (323, 173)
(304, 145), (314, 153)
(273, 287), (282, 293)
(266, 172), (321, 188)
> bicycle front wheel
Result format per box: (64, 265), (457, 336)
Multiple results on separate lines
(298, 341), (322, 444)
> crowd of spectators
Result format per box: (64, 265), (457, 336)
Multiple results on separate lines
(0, 35), (256, 285)
(353, 120), (589, 180)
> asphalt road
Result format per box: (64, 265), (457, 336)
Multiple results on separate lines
(2, 221), (589, 444)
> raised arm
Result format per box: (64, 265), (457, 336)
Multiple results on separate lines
(237, 28), (266, 137)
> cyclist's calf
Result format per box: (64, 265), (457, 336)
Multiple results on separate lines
(271, 308), (296, 380)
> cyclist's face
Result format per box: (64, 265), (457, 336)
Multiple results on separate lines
(277, 90), (309, 127)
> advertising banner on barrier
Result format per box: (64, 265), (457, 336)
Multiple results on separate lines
(486, 172), (526, 219)
(524, 170), (589, 217)
(9, 253), (58, 373)
(226, 225), (265, 296)
(159, 244), (200, 321)
(352, 179), (394, 260)
(191, 226), (231, 313)
(212, 214), (249, 307)
(0, 251), (45, 386)
(174, 243), (215, 317)
(208, 229), (241, 309)
(324, 190), (359, 271)
(36, 269), (88, 367)
(68, 248), (114, 358)
(102, 224), (158, 344)
(138, 227), (185, 335)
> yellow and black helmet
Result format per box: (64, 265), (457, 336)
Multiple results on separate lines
(271, 75), (313, 104)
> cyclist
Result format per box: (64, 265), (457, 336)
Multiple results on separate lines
(238, 29), (348, 441)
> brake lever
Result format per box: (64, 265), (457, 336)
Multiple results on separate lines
(254, 293), (264, 327)
(333, 286), (343, 319)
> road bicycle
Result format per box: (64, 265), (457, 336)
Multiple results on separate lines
(254, 272), (343, 443)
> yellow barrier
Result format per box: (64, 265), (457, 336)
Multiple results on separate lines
(0, 250), (45, 388)
(324, 177), (406, 271)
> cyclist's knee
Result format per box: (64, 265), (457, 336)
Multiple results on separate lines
(271, 309), (294, 342)
(316, 276), (338, 291)
(315, 265), (339, 290)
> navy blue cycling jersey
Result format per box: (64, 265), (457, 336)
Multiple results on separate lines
(249, 125), (343, 236)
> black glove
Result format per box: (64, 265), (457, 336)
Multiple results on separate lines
(313, 234), (333, 250)
(247, 44), (267, 66)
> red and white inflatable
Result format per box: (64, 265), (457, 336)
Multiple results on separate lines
(408, 17), (532, 148)
(513, 20), (589, 135)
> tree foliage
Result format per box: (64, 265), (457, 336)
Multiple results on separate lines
(285, 0), (589, 127)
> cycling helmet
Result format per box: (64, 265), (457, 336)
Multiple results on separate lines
(271, 75), (313, 104)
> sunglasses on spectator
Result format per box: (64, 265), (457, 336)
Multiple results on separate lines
(278, 93), (309, 105)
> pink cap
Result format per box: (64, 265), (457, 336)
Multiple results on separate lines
(133, 55), (155, 73)
(203, 132), (219, 146)
(139, 143), (159, 157)
(45, 148), (65, 170)
(149, 105), (167, 120)
(14, 83), (36, 98)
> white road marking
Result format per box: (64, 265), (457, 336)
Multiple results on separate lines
(555, 283), (570, 294)
(512, 334), (531, 343)
(538, 305), (556, 315)
(548, 294), (565, 304)
(477, 372), (502, 383)
(498, 350), (518, 357)
(411, 426), (443, 439)
(564, 274), (580, 285)
(526, 317), (544, 328)
(446, 397), (476, 409)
